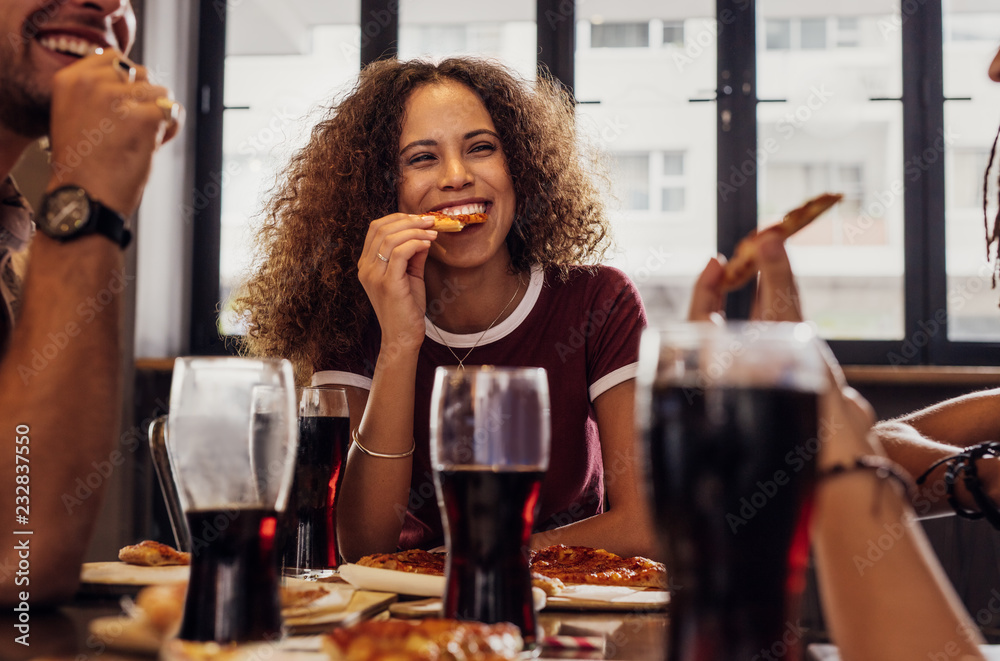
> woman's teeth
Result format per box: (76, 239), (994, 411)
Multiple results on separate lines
(439, 203), (486, 216)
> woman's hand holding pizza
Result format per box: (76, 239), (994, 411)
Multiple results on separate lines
(358, 213), (438, 352)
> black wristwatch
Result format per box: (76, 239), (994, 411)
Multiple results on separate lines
(37, 186), (132, 249)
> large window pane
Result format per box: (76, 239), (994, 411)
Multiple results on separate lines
(219, 4), (362, 334)
(576, 1), (716, 327)
(758, 3), (904, 340)
(399, 1), (536, 79)
(943, 8), (1000, 341)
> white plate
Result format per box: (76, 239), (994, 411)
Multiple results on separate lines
(281, 577), (356, 617)
(338, 563), (445, 597)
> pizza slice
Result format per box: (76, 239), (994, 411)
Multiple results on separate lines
(118, 540), (191, 566)
(356, 548), (446, 575)
(529, 545), (667, 590)
(428, 211), (488, 232)
(322, 618), (523, 661)
(721, 192), (843, 292)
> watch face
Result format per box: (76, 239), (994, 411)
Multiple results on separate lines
(42, 187), (90, 237)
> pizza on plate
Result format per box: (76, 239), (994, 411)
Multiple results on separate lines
(357, 548), (446, 575)
(322, 618), (522, 661)
(529, 545), (667, 590)
(118, 540), (191, 566)
(721, 191), (843, 292)
(356, 544), (665, 591)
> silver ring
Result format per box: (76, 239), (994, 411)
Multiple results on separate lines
(376, 252), (389, 263)
(114, 57), (137, 84)
(154, 97), (180, 125)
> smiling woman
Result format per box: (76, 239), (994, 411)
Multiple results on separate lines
(233, 57), (657, 562)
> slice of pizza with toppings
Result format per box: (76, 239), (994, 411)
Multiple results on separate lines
(322, 618), (523, 661)
(529, 545), (667, 590)
(428, 210), (488, 232)
(356, 548), (446, 575)
(118, 540), (191, 566)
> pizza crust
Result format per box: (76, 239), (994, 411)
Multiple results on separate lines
(118, 540), (191, 567)
(322, 618), (523, 661)
(721, 192), (843, 292)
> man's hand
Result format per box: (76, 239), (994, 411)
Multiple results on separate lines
(46, 50), (183, 217)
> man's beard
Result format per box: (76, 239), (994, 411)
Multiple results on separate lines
(0, 50), (51, 139)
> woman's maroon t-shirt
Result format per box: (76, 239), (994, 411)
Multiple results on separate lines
(313, 265), (646, 550)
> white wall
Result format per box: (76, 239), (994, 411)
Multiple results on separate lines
(133, 0), (197, 357)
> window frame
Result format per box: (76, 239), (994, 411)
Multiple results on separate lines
(191, 0), (1000, 366)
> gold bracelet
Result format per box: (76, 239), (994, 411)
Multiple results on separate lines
(351, 428), (415, 459)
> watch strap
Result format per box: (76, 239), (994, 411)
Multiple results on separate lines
(90, 200), (132, 249)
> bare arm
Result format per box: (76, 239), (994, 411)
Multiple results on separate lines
(335, 347), (420, 562)
(0, 236), (125, 604)
(0, 52), (178, 605)
(813, 390), (985, 661)
(335, 213), (437, 562)
(873, 389), (1000, 515)
(690, 231), (985, 658)
(527, 381), (658, 560)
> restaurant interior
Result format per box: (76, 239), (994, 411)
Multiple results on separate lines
(9, 0), (1000, 657)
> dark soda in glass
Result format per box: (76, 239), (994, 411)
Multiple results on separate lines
(179, 507), (282, 643)
(646, 385), (818, 661)
(438, 466), (544, 645)
(282, 415), (350, 571)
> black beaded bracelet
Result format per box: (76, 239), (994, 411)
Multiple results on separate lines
(820, 455), (918, 502)
(915, 441), (1000, 530)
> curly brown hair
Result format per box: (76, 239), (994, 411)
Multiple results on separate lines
(233, 57), (612, 376)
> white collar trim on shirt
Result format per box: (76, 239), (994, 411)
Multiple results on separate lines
(425, 264), (543, 349)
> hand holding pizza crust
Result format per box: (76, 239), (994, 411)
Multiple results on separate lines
(721, 192), (843, 292)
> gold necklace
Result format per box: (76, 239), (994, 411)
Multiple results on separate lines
(430, 275), (523, 371)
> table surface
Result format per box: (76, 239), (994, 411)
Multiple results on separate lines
(0, 595), (671, 660)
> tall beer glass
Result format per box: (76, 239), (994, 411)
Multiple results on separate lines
(636, 322), (826, 660)
(167, 357), (297, 643)
(430, 366), (550, 647)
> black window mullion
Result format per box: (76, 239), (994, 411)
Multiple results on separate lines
(537, 0), (575, 93)
(717, 0), (757, 320)
(360, 0), (398, 67)
(189, 0), (227, 355)
(902, 0), (944, 366)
